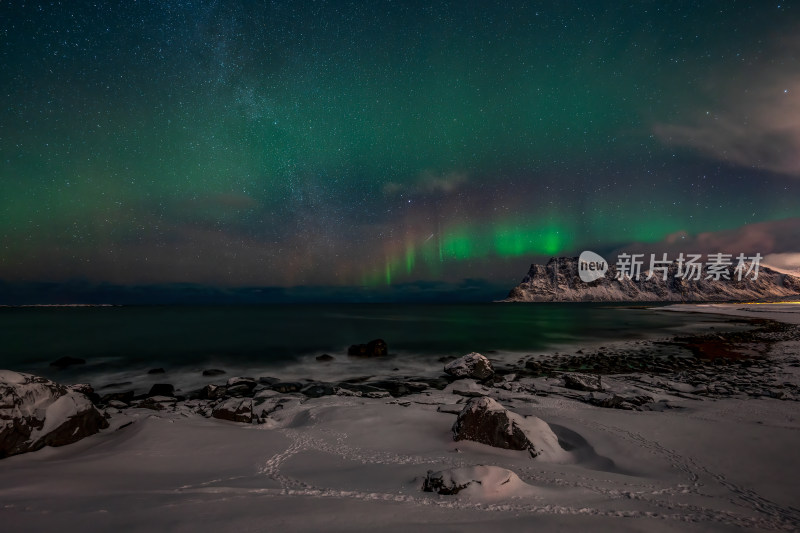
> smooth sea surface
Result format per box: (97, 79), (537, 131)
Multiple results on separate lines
(0, 303), (736, 392)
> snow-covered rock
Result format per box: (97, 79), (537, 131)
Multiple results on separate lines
(563, 372), (604, 392)
(444, 352), (494, 380)
(212, 398), (253, 423)
(422, 465), (533, 498)
(452, 396), (565, 459)
(505, 257), (800, 302)
(0, 370), (108, 459)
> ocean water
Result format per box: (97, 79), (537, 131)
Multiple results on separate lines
(0, 303), (735, 393)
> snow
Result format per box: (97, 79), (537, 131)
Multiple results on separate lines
(31, 393), (92, 439)
(445, 378), (491, 397)
(511, 414), (570, 463)
(2, 386), (798, 531)
(0, 369), (26, 385)
(666, 302), (800, 324)
(1, 305), (800, 530)
(1, 372), (66, 421)
(424, 465), (538, 499)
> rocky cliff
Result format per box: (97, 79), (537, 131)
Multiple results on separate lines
(505, 257), (800, 302)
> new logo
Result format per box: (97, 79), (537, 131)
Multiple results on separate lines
(578, 251), (608, 282)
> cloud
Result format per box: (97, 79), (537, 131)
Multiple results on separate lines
(611, 217), (800, 258)
(383, 170), (469, 196)
(763, 253), (800, 274)
(654, 36), (800, 177)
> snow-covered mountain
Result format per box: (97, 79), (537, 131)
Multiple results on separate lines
(505, 257), (800, 302)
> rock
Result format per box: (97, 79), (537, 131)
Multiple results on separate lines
(212, 398), (253, 423)
(588, 393), (654, 410)
(147, 368), (165, 375)
(341, 376), (373, 383)
(226, 376), (256, 388)
(67, 383), (101, 405)
(137, 396), (176, 411)
(367, 380), (414, 397)
(49, 356), (86, 369)
(67, 383), (92, 395)
(363, 390), (391, 399)
(300, 383), (335, 398)
(452, 397), (562, 459)
(444, 352), (494, 381)
(562, 372), (603, 392)
(405, 381), (429, 393)
(334, 387), (363, 397)
(422, 466), (530, 497)
(258, 376), (281, 386)
(147, 383), (175, 397)
(253, 389), (280, 402)
(417, 377), (450, 390)
(225, 377), (257, 397)
(200, 384), (227, 400)
(316, 354), (335, 362)
(347, 338), (388, 357)
(0, 370), (108, 459)
(525, 360), (544, 375)
(347, 344), (367, 356)
(271, 381), (304, 394)
(100, 390), (134, 405)
(366, 338), (388, 356)
(225, 384), (253, 397)
(202, 369), (226, 377)
(336, 383), (388, 396)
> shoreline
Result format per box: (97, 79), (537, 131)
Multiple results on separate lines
(663, 302), (800, 325)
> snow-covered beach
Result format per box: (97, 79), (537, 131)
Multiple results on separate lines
(2, 303), (799, 532)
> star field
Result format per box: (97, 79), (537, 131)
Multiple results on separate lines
(1, 1), (799, 292)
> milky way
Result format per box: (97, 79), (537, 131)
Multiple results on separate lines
(2, 1), (799, 293)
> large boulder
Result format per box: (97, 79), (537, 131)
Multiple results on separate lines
(444, 352), (494, 380)
(422, 466), (532, 498)
(452, 397), (564, 459)
(0, 370), (108, 459)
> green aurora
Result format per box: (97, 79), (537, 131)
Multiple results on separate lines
(2, 1), (799, 293)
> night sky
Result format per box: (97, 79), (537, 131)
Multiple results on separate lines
(2, 1), (799, 298)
